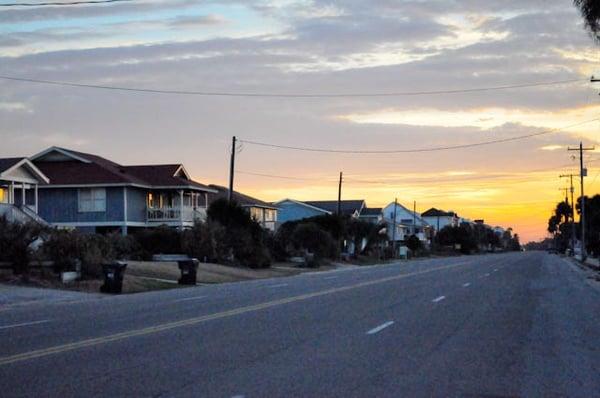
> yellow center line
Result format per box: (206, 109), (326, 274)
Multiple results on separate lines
(0, 261), (471, 366)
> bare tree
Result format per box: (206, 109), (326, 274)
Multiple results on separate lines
(574, 0), (600, 41)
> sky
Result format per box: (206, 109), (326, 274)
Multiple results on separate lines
(1, 0), (600, 242)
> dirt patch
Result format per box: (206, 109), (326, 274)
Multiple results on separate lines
(0, 268), (179, 294)
(127, 261), (305, 284)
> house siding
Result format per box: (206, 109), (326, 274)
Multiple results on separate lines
(39, 187), (124, 223)
(277, 200), (327, 223)
(126, 187), (147, 223)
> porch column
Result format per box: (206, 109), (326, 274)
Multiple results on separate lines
(34, 184), (38, 214)
(204, 192), (208, 209)
(21, 183), (25, 207)
(179, 189), (184, 229)
(9, 181), (14, 204)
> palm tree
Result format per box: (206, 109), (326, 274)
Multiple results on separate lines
(574, 0), (600, 40)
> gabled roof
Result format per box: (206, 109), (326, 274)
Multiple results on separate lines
(274, 198), (332, 214)
(30, 147), (214, 191)
(0, 158), (24, 174)
(384, 201), (429, 226)
(421, 208), (457, 217)
(304, 200), (366, 216)
(0, 157), (50, 184)
(360, 207), (382, 216)
(207, 185), (277, 209)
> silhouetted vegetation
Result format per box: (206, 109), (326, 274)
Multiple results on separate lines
(575, 0), (600, 41)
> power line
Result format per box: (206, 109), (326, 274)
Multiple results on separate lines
(237, 160), (599, 186)
(0, 0), (132, 6)
(240, 118), (600, 154)
(236, 170), (337, 182)
(0, 75), (584, 98)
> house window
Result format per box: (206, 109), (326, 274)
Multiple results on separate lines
(250, 207), (263, 221)
(0, 188), (6, 203)
(264, 209), (276, 222)
(148, 193), (155, 208)
(78, 188), (106, 212)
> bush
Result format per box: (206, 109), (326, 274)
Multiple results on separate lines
(79, 234), (115, 278)
(181, 221), (227, 262)
(133, 226), (182, 259)
(43, 229), (82, 273)
(43, 230), (133, 278)
(290, 222), (338, 260)
(406, 234), (423, 253)
(105, 232), (143, 260)
(0, 216), (46, 278)
(205, 199), (272, 268)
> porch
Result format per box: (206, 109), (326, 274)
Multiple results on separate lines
(0, 158), (49, 224)
(146, 190), (208, 226)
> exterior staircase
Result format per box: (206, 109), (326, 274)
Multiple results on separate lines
(0, 203), (49, 226)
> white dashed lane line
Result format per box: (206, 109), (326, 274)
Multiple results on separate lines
(432, 296), (446, 303)
(267, 283), (289, 288)
(0, 320), (50, 331)
(173, 296), (207, 303)
(463, 283), (471, 287)
(367, 321), (395, 335)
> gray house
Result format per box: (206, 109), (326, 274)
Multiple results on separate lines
(30, 147), (216, 234)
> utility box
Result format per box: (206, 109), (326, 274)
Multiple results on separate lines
(399, 246), (408, 259)
(178, 258), (199, 285)
(100, 261), (127, 294)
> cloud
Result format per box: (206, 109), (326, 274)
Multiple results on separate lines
(167, 14), (227, 28)
(0, 0), (597, 242)
(540, 144), (564, 151)
(0, 101), (32, 113)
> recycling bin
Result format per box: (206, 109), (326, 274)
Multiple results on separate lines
(100, 261), (127, 294)
(178, 258), (199, 285)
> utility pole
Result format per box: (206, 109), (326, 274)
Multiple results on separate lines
(228, 136), (236, 202)
(413, 200), (417, 235)
(568, 142), (595, 259)
(559, 173), (577, 254)
(392, 198), (398, 258)
(337, 171), (343, 215)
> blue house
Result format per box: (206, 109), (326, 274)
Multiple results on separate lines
(0, 157), (49, 224)
(29, 147), (216, 234)
(274, 198), (366, 223)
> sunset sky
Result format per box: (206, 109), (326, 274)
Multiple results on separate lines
(2, 0), (600, 242)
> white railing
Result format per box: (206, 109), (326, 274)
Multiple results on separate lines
(147, 206), (207, 223)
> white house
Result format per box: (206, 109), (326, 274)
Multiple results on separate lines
(421, 208), (460, 232)
(382, 201), (431, 243)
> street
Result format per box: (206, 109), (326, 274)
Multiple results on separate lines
(1, 252), (599, 397)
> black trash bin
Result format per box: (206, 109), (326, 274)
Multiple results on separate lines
(100, 261), (127, 294)
(178, 258), (199, 285)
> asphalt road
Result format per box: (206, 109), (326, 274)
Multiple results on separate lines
(1, 252), (599, 397)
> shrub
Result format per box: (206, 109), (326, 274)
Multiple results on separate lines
(0, 216), (46, 278)
(133, 226), (181, 259)
(290, 222), (338, 260)
(206, 199), (272, 268)
(43, 229), (82, 273)
(105, 232), (143, 260)
(181, 221), (227, 262)
(406, 234), (423, 253)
